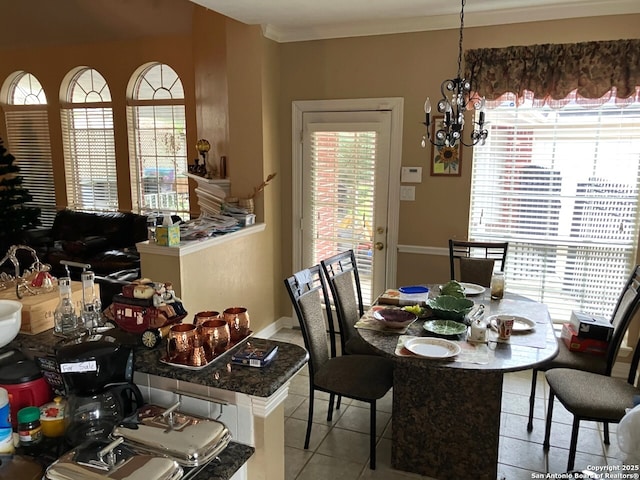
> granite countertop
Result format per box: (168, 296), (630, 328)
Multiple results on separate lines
(12, 329), (309, 398)
(8, 328), (308, 480)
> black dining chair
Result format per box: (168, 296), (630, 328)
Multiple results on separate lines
(321, 250), (379, 356)
(527, 264), (640, 432)
(543, 334), (640, 471)
(284, 265), (393, 470)
(448, 239), (509, 287)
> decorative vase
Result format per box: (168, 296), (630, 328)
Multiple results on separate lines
(239, 198), (255, 214)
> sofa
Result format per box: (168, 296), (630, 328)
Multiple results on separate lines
(22, 209), (152, 307)
(24, 209), (148, 278)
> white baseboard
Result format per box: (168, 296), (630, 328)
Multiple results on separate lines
(253, 316), (294, 338)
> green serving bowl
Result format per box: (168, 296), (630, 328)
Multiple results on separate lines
(426, 295), (475, 321)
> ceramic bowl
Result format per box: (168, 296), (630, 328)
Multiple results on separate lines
(426, 295), (474, 321)
(373, 308), (417, 329)
(0, 300), (22, 349)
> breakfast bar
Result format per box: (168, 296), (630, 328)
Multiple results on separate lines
(11, 330), (309, 480)
(358, 289), (559, 480)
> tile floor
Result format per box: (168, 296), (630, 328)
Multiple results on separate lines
(269, 327), (627, 480)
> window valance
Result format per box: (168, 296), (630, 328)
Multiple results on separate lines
(465, 39), (640, 106)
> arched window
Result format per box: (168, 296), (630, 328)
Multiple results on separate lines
(60, 67), (118, 211)
(127, 63), (189, 218)
(1, 71), (56, 226)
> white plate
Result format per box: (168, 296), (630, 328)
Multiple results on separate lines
(487, 315), (536, 332)
(403, 337), (461, 359)
(460, 282), (486, 296)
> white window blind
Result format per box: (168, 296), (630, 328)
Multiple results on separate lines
(3, 72), (55, 226)
(61, 68), (118, 212)
(469, 97), (640, 322)
(127, 64), (189, 218)
(5, 109), (56, 226)
(306, 129), (377, 304)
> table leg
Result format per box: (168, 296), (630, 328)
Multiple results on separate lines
(392, 363), (503, 480)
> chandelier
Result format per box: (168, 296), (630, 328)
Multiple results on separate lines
(421, 0), (488, 148)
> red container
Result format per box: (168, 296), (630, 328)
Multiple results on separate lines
(0, 360), (52, 427)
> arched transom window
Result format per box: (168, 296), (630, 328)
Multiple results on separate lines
(60, 67), (118, 211)
(127, 62), (189, 218)
(2, 71), (56, 225)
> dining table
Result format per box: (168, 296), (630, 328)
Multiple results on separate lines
(356, 284), (559, 480)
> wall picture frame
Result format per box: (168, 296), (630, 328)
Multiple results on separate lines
(430, 116), (462, 176)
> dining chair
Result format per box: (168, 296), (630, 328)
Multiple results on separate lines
(543, 334), (640, 471)
(527, 264), (640, 432)
(284, 266), (394, 470)
(321, 250), (379, 356)
(448, 239), (509, 287)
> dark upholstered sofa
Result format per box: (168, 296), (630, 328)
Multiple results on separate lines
(25, 209), (148, 279)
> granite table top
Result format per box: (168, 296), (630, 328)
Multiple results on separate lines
(359, 289), (559, 372)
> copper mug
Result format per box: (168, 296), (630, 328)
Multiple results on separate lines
(189, 335), (208, 367)
(199, 319), (231, 359)
(223, 307), (250, 343)
(194, 311), (220, 326)
(167, 323), (198, 364)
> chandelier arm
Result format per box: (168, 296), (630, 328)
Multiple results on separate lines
(421, 0), (487, 149)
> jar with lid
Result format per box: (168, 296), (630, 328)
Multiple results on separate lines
(40, 396), (66, 438)
(17, 406), (42, 448)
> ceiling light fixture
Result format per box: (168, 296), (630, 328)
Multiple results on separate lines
(421, 0), (488, 148)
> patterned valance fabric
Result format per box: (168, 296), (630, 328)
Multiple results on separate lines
(465, 39), (640, 105)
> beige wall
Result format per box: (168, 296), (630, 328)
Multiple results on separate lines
(276, 14), (640, 314)
(0, 3), (639, 327)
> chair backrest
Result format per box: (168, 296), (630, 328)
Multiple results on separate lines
(604, 264), (640, 375)
(284, 265), (334, 376)
(320, 250), (364, 352)
(449, 239), (509, 285)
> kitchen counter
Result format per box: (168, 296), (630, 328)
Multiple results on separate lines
(10, 329), (309, 480)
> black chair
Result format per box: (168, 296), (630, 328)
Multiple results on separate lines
(448, 239), (508, 287)
(543, 334), (640, 471)
(284, 265), (393, 470)
(321, 250), (378, 356)
(527, 264), (640, 432)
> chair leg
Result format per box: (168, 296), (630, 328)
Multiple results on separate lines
(304, 388), (315, 450)
(369, 400), (377, 470)
(603, 421), (610, 445)
(543, 389), (555, 450)
(336, 395), (342, 410)
(327, 393), (335, 421)
(527, 369), (539, 432)
(567, 416), (580, 471)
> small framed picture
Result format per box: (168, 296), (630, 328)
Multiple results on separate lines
(430, 116), (462, 176)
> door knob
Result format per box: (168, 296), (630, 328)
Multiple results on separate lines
(374, 242), (384, 251)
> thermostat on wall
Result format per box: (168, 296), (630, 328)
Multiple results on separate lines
(401, 166), (422, 183)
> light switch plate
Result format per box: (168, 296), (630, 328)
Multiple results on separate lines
(401, 166), (422, 183)
(400, 185), (415, 201)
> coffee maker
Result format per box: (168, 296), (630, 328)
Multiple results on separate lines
(56, 333), (144, 447)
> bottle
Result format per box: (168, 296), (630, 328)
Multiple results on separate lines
(17, 406), (42, 449)
(490, 271), (505, 300)
(81, 271), (101, 330)
(146, 214), (157, 242)
(54, 277), (80, 336)
(0, 387), (13, 454)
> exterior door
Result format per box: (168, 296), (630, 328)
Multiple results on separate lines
(299, 109), (393, 305)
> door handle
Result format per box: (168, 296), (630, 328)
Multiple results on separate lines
(374, 242), (384, 251)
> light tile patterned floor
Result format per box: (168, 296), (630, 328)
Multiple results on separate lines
(269, 327), (627, 480)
